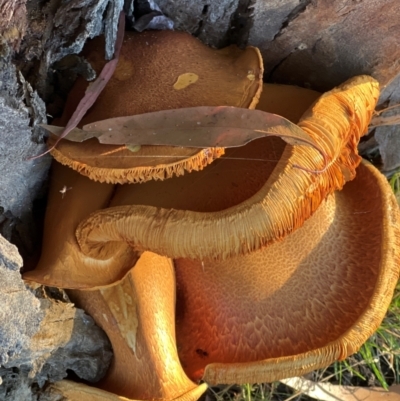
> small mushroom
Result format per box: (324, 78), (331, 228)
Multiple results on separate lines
(50, 30), (263, 184)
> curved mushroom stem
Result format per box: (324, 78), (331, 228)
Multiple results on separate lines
(68, 251), (205, 401)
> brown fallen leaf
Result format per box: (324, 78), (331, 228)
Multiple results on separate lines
(42, 106), (329, 169)
(44, 380), (131, 400)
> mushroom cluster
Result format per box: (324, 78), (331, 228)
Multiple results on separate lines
(24, 31), (400, 401)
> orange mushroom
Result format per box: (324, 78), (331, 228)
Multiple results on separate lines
(24, 76), (397, 399)
(50, 30), (263, 184)
(22, 162), (136, 288)
(62, 77), (399, 384)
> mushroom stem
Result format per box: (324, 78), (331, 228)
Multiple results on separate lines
(68, 252), (205, 401)
(45, 380), (208, 401)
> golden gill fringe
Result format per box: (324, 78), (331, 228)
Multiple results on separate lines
(76, 76), (380, 261)
(202, 161), (400, 385)
(50, 147), (225, 184)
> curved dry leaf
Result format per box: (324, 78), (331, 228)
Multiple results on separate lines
(45, 380), (208, 401)
(281, 377), (400, 401)
(42, 106), (329, 165)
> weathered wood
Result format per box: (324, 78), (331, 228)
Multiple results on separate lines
(0, 234), (112, 401)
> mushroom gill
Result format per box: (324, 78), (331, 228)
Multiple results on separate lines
(76, 76), (380, 261)
(50, 30), (263, 184)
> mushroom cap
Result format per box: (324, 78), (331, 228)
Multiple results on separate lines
(76, 76), (380, 261)
(174, 160), (400, 383)
(22, 161), (138, 289)
(50, 30), (263, 184)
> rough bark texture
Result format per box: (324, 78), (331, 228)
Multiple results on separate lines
(254, 0), (400, 91)
(0, 0), (27, 49)
(157, 0), (240, 47)
(0, 2), (126, 399)
(375, 74), (400, 171)
(0, 37), (50, 262)
(159, 0), (400, 91)
(0, 234), (112, 401)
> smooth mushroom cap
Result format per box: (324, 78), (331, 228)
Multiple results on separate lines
(22, 162), (137, 288)
(50, 30), (263, 184)
(76, 76), (379, 261)
(257, 83), (321, 123)
(174, 160), (400, 384)
(67, 252), (207, 401)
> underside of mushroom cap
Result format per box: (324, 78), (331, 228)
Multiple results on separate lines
(76, 76), (380, 261)
(173, 160), (400, 384)
(50, 30), (263, 184)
